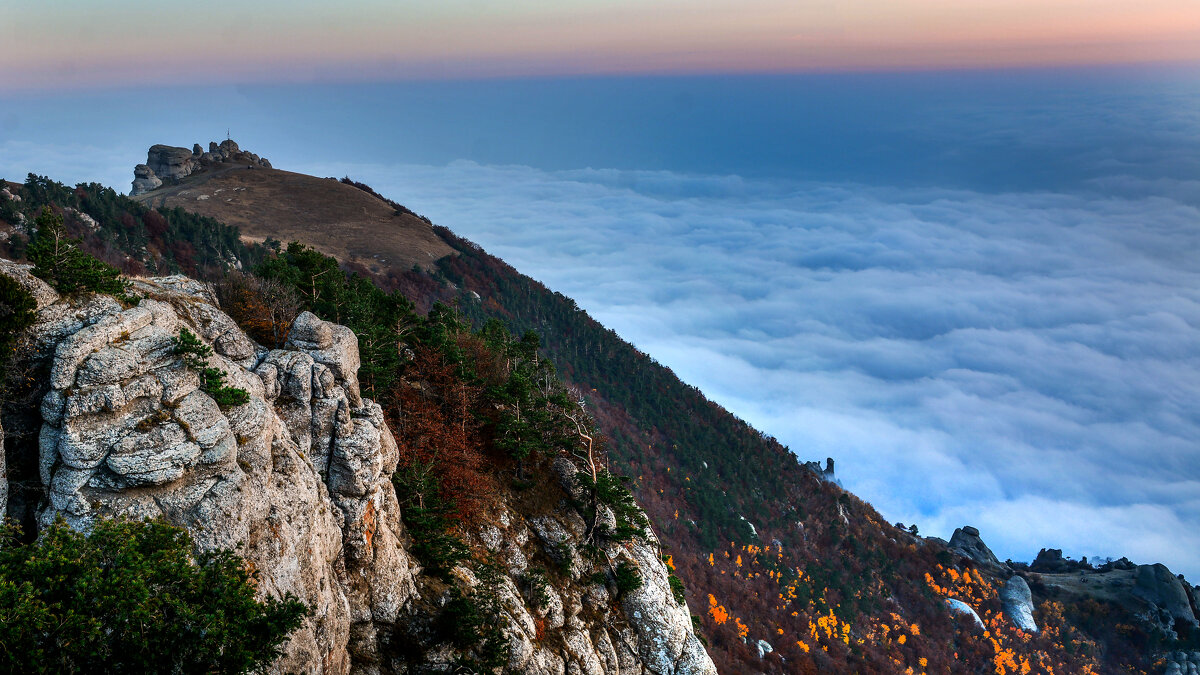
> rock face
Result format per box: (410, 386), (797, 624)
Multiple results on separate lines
(24, 271), (412, 673)
(130, 139), (272, 195)
(801, 456), (839, 485)
(1000, 576), (1038, 632)
(0, 259), (715, 675)
(949, 525), (1004, 572)
(146, 144), (200, 183)
(131, 164), (162, 195)
(1161, 651), (1200, 675)
(1135, 564), (1198, 638)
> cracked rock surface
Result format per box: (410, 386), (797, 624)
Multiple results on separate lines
(1, 260), (716, 675)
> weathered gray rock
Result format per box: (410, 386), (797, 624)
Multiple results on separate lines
(131, 139), (272, 195)
(147, 145), (198, 183)
(1136, 564), (1198, 637)
(0, 258), (58, 309)
(946, 598), (987, 630)
(287, 311), (334, 350)
(1000, 575), (1038, 632)
(756, 639), (773, 659)
(618, 527), (717, 675)
(20, 271), (417, 674)
(131, 164), (163, 195)
(949, 525), (1004, 571)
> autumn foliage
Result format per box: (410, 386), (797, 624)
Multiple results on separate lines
(215, 272), (300, 348)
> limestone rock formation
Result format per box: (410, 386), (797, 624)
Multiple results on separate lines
(949, 525), (1005, 572)
(21, 269), (413, 673)
(147, 144), (200, 183)
(131, 164), (163, 195)
(801, 456), (840, 485)
(130, 139), (272, 195)
(0, 258), (716, 675)
(1135, 564), (1198, 638)
(999, 575), (1038, 632)
(0, 258), (58, 309)
(755, 639), (774, 659)
(1162, 651), (1200, 675)
(945, 598), (986, 630)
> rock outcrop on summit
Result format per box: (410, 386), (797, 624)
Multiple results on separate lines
(948, 525), (1004, 573)
(131, 139), (271, 195)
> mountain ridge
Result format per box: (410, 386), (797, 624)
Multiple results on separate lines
(0, 145), (1196, 673)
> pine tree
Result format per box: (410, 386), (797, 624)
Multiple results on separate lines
(0, 273), (36, 365)
(26, 206), (126, 295)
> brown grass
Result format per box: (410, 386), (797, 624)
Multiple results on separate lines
(133, 164), (454, 271)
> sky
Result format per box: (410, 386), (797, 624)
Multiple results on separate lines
(3, 0), (1200, 89)
(1, 5), (1199, 578)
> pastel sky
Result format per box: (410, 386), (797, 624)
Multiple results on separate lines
(4, 0), (1200, 89)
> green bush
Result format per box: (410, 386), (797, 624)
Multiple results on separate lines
(579, 470), (650, 543)
(668, 573), (687, 604)
(391, 464), (469, 580)
(172, 328), (249, 408)
(0, 517), (308, 674)
(437, 565), (509, 671)
(521, 566), (552, 611)
(0, 274), (36, 364)
(613, 561), (643, 595)
(27, 206), (126, 296)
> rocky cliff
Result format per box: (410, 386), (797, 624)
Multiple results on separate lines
(0, 259), (715, 675)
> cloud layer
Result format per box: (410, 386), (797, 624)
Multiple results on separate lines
(3, 72), (1197, 579)
(306, 160), (1200, 577)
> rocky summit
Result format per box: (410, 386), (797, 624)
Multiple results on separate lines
(131, 139), (271, 195)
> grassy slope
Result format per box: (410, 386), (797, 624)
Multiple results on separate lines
(132, 165), (453, 272)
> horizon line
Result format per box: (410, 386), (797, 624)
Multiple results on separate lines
(5, 56), (1200, 96)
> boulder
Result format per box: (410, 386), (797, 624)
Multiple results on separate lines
(1135, 564), (1198, 636)
(0, 259), (58, 309)
(146, 144), (199, 182)
(946, 598), (986, 630)
(1029, 548), (1094, 574)
(1000, 575), (1038, 632)
(130, 164), (162, 196)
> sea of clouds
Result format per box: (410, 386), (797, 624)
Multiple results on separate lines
(2, 70), (1198, 578)
(286, 159), (1200, 577)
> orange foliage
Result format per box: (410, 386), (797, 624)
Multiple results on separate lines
(385, 342), (497, 526)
